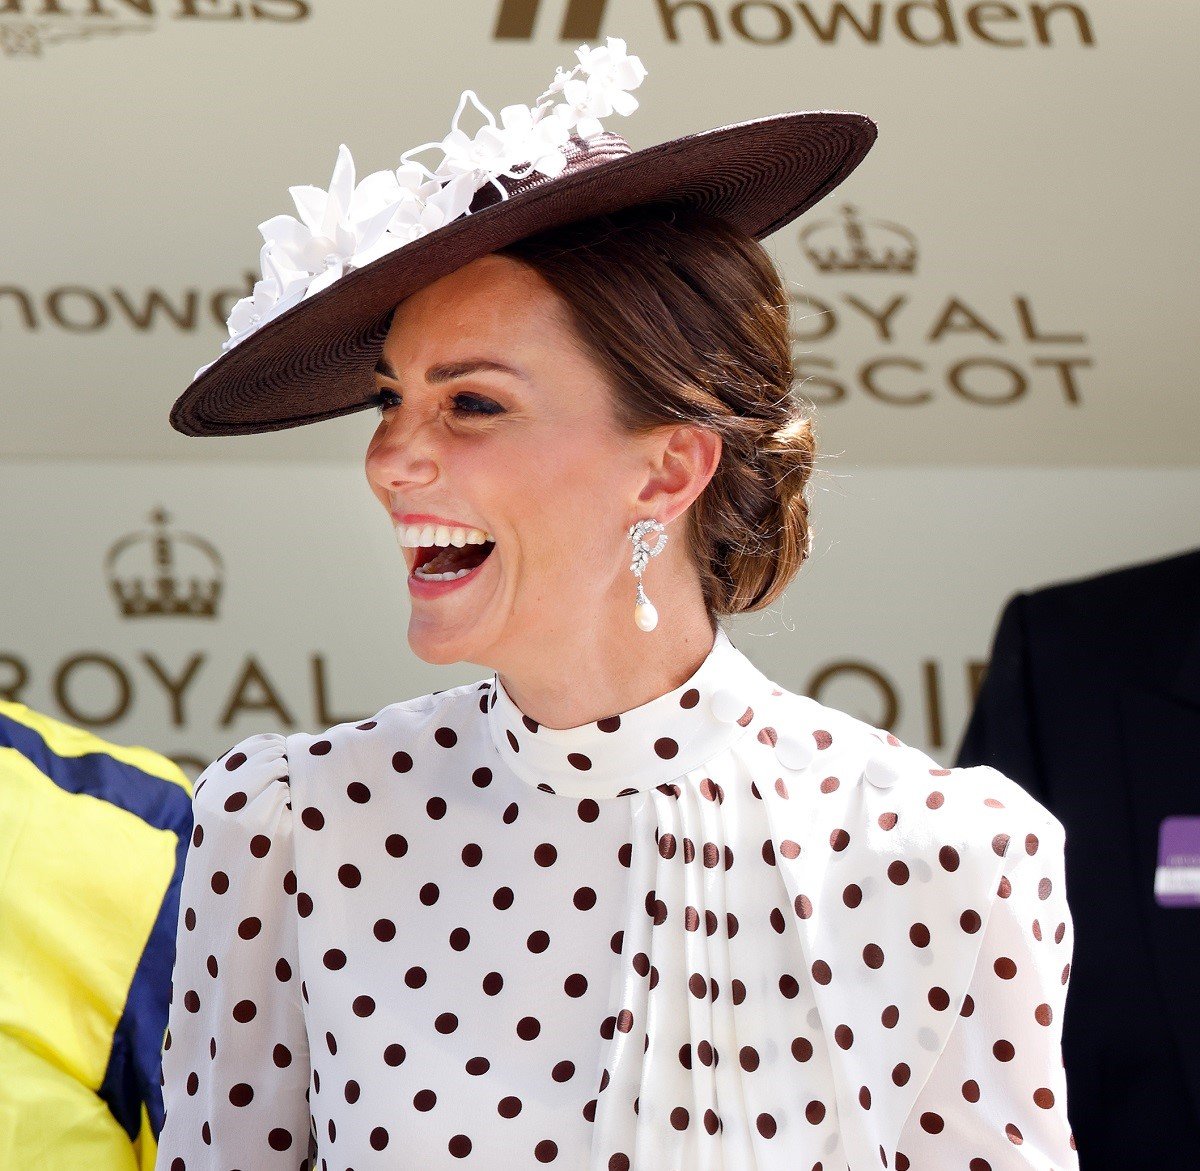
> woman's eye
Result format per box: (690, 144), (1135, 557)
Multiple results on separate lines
(374, 390), (503, 418)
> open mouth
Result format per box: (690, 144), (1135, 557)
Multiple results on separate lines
(412, 539), (497, 580)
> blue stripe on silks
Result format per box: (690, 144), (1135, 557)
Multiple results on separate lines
(0, 709), (194, 1140)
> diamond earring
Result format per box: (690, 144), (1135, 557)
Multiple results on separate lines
(628, 519), (668, 632)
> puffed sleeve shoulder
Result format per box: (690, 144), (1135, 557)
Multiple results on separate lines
(155, 733), (312, 1169)
(895, 763), (1079, 1169)
(755, 700), (1078, 1171)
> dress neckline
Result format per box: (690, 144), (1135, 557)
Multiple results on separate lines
(484, 625), (771, 799)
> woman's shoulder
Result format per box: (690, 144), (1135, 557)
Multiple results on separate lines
(760, 682), (1064, 848)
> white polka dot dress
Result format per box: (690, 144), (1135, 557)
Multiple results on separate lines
(156, 625), (1080, 1170)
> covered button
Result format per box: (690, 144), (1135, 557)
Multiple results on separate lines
(775, 732), (815, 771)
(863, 748), (905, 790)
(710, 688), (747, 724)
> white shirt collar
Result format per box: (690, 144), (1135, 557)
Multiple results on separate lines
(485, 625), (774, 798)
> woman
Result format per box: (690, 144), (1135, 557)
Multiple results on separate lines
(156, 38), (1078, 1171)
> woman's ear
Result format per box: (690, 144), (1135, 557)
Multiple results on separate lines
(635, 423), (722, 527)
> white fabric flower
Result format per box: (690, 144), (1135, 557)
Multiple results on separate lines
(256, 143), (401, 297)
(547, 36), (646, 136)
(221, 242), (310, 353)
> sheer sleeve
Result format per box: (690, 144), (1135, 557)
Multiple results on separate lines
(155, 733), (312, 1168)
(895, 800), (1079, 1169)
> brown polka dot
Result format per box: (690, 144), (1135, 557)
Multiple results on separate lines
(323, 949), (346, 970)
(552, 1060), (575, 1082)
(577, 798), (599, 822)
(910, 922), (931, 947)
(670, 1106), (689, 1130)
(892, 1063), (911, 1086)
(1038, 877), (1053, 900)
(210, 871), (229, 895)
(436, 1012), (458, 1034)
(834, 1024), (854, 1049)
(449, 1134), (472, 1158)
(812, 960), (832, 985)
(1026, 833), (1040, 855)
(963, 1079), (981, 1102)
(392, 751), (413, 772)
(309, 740), (331, 756)
(421, 882), (441, 905)
(792, 1036), (814, 1062)
(843, 883), (863, 909)
(338, 863), (361, 888)
(301, 806), (325, 831)
(939, 844), (960, 871)
(888, 860), (910, 885)
(795, 893), (813, 919)
(920, 1112), (944, 1133)
(225, 751), (247, 770)
(863, 943), (885, 969)
(223, 791), (247, 812)
(926, 791), (945, 809)
(353, 995), (375, 1017)
(654, 737), (679, 759)
(757, 726), (778, 747)
(859, 1085), (872, 1109)
(517, 1016), (541, 1040)
(830, 828), (850, 851)
(993, 832), (1011, 856)
(414, 1089), (436, 1110)
(928, 986), (950, 1011)
(813, 729), (833, 749)
(385, 833), (408, 857)
(739, 1046), (760, 1071)
(756, 1113), (777, 1138)
(1035, 1003), (1054, 1026)
(1006, 1123), (1023, 1144)
(567, 752), (592, 770)
(564, 973), (587, 997)
(535, 1139), (558, 1162)
(805, 1099), (826, 1124)
(498, 1095), (522, 1118)
(960, 908), (982, 933)
(1034, 1087), (1056, 1109)
(229, 1082), (253, 1107)
(995, 956), (1018, 979)
(994, 1039), (1016, 1061)
(882, 1004), (900, 1028)
(780, 839), (801, 859)
(232, 999), (256, 1023)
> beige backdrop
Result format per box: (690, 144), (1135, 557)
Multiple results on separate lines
(1, 1), (1196, 775)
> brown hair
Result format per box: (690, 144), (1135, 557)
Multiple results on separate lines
(498, 203), (815, 619)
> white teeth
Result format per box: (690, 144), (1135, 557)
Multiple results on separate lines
(413, 565), (475, 581)
(395, 522), (494, 548)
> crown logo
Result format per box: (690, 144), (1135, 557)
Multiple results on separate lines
(105, 507), (223, 620)
(798, 204), (917, 275)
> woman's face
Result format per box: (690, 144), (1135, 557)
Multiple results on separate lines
(365, 253), (661, 670)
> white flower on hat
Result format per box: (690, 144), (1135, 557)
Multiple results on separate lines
(257, 143), (402, 296)
(545, 36), (647, 137)
(220, 242), (310, 353)
(197, 38), (646, 376)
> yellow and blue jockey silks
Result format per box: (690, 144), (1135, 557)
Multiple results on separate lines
(0, 701), (193, 1171)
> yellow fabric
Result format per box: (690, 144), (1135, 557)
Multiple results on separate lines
(0, 745), (180, 1167)
(0, 1032), (139, 1171)
(0, 701), (189, 791)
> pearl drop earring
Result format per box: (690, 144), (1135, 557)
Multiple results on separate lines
(628, 519), (668, 632)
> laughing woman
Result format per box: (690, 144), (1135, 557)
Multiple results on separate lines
(156, 39), (1079, 1171)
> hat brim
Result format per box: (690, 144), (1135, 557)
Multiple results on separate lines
(170, 110), (876, 437)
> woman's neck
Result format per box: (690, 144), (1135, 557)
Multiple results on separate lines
(495, 603), (719, 731)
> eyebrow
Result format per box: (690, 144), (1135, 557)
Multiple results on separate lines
(374, 357), (529, 384)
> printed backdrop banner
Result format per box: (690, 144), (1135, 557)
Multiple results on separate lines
(1, 2), (1195, 773)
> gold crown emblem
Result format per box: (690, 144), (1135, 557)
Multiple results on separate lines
(105, 507), (223, 619)
(799, 204), (917, 275)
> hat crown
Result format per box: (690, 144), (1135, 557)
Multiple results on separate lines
(467, 132), (633, 214)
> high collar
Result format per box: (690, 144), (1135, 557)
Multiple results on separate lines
(485, 625), (772, 799)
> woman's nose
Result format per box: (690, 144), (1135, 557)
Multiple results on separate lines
(366, 412), (440, 490)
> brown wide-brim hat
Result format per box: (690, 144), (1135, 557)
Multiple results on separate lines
(170, 111), (876, 437)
